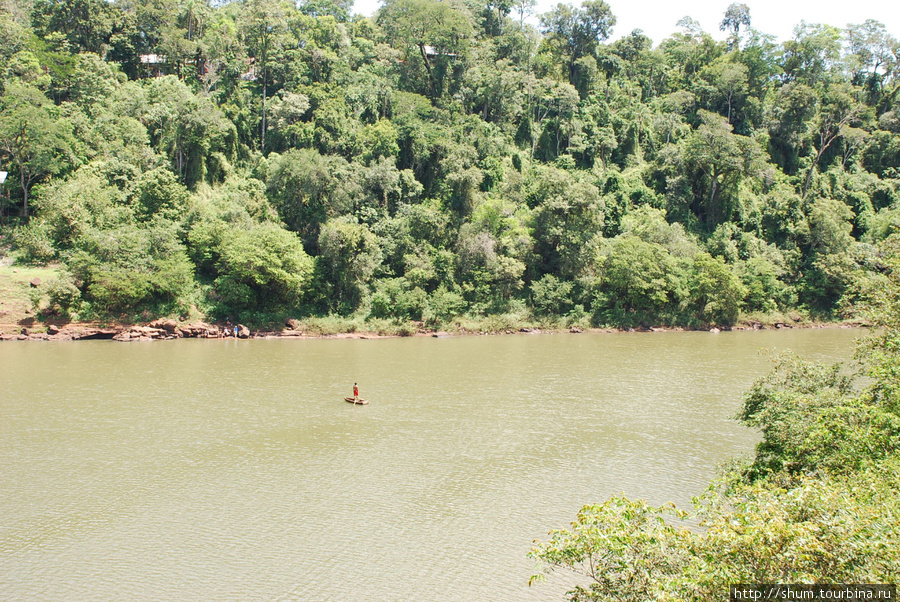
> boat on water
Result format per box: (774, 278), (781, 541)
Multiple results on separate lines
(344, 397), (369, 405)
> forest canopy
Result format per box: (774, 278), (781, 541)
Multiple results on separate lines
(1, 0), (898, 328)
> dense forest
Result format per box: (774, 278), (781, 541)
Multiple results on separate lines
(0, 0), (899, 330)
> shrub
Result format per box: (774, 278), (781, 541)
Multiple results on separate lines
(44, 274), (82, 318)
(686, 253), (747, 326)
(422, 286), (467, 328)
(14, 221), (57, 263)
(369, 277), (427, 321)
(530, 274), (574, 316)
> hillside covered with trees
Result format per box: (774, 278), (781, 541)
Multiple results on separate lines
(1, 0), (899, 330)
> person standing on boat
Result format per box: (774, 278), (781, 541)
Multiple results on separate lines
(353, 383), (359, 400)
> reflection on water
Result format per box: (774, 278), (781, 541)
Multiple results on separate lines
(0, 328), (860, 599)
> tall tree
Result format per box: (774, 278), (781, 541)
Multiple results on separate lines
(510, 0), (535, 25)
(719, 3), (750, 35)
(719, 2), (750, 49)
(297, 0), (353, 21)
(845, 20), (899, 110)
(241, 0), (292, 153)
(801, 84), (865, 199)
(141, 76), (237, 188)
(699, 59), (749, 124)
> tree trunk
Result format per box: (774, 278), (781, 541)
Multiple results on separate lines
(20, 169), (28, 219)
(708, 166), (719, 225)
(802, 145), (828, 200)
(261, 70), (267, 153)
(418, 43), (434, 96)
(801, 158), (818, 200)
(803, 112), (856, 200)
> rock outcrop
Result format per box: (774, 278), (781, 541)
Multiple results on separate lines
(150, 318), (179, 335)
(177, 322), (218, 338)
(0, 320), (235, 342)
(113, 326), (175, 342)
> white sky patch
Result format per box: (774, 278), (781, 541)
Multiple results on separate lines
(352, 0), (900, 46)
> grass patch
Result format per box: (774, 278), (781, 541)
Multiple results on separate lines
(739, 309), (811, 328)
(0, 257), (64, 333)
(285, 315), (423, 336)
(290, 314), (367, 335)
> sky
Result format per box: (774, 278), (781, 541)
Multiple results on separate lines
(351, 0), (900, 46)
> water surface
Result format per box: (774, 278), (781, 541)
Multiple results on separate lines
(0, 328), (861, 600)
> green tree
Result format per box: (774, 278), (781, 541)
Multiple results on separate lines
(686, 252), (746, 325)
(213, 223), (314, 314)
(530, 273), (573, 315)
(24, 164), (131, 256)
(719, 3), (750, 37)
(317, 216), (381, 312)
(801, 198), (858, 310)
(31, 0), (118, 54)
(378, 0), (473, 97)
(593, 234), (683, 325)
(132, 167), (191, 221)
(738, 255), (794, 313)
(658, 18), (725, 91)
(539, 0), (616, 81)
(67, 220), (196, 316)
(266, 90), (311, 150)
(800, 84), (866, 200)
(844, 20), (898, 109)
(767, 82), (817, 175)
(781, 22), (842, 86)
(241, 0), (293, 152)
(141, 76), (237, 188)
(0, 84), (77, 218)
(679, 109), (768, 228)
(456, 219), (527, 310)
(266, 148), (359, 249)
(369, 277), (427, 321)
(298, 0), (353, 21)
(699, 59), (749, 125)
(510, 0), (535, 25)
(529, 496), (690, 600)
(529, 165), (604, 279)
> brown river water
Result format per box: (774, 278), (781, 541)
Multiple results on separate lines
(0, 328), (862, 600)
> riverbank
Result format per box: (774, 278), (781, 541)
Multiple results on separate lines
(0, 313), (865, 342)
(0, 251), (867, 342)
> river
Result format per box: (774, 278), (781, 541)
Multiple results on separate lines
(0, 328), (862, 600)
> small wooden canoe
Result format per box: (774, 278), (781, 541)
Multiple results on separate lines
(344, 397), (369, 405)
